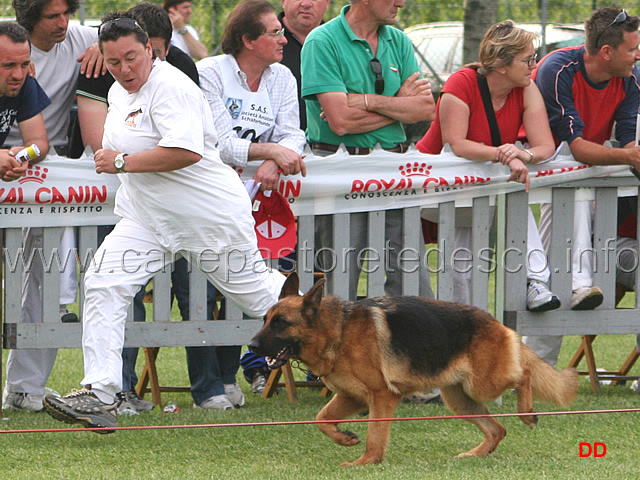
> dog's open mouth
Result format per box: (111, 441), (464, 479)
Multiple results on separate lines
(265, 346), (292, 369)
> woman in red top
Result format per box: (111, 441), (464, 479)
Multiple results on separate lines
(418, 20), (559, 311)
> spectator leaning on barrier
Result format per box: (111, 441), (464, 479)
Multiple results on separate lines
(72, 2), (202, 415)
(239, 0), (330, 395)
(197, 0), (307, 192)
(525, 7), (640, 366)
(0, 21), (49, 183)
(416, 20), (560, 313)
(42, 14), (287, 431)
(163, 0), (207, 60)
(197, 0), (306, 405)
(301, 0), (435, 300)
(2, 0), (101, 413)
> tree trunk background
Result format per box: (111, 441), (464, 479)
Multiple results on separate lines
(463, 0), (499, 65)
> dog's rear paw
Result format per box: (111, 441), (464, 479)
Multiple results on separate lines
(335, 429), (360, 447)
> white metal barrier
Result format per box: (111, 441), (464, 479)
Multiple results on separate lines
(2, 146), (640, 389)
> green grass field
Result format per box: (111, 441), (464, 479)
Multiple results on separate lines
(3, 241), (640, 479)
(2, 331), (639, 479)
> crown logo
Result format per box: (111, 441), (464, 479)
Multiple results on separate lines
(18, 165), (49, 184)
(399, 162), (431, 177)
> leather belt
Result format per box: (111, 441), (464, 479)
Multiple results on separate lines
(310, 142), (407, 155)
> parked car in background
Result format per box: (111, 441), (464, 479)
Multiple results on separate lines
(405, 22), (585, 100)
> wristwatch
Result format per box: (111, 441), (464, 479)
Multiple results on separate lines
(114, 153), (127, 173)
(177, 27), (188, 35)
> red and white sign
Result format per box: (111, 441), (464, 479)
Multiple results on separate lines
(1, 144), (630, 227)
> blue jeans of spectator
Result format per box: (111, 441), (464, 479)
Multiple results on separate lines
(171, 257), (241, 405)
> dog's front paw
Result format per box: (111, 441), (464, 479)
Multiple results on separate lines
(341, 453), (383, 466)
(334, 429), (360, 447)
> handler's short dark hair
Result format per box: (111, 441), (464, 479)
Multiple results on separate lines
(98, 11), (149, 52)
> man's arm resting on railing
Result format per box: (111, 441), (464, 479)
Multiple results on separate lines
(569, 137), (640, 169)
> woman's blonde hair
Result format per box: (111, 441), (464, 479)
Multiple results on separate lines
(468, 20), (539, 74)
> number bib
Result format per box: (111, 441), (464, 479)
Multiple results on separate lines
(218, 55), (274, 142)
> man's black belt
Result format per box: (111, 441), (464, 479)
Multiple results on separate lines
(310, 142), (407, 155)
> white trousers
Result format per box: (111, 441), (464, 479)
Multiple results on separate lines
(81, 218), (286, 399)
(524, 198), (595, 365)
(453, 207), (550, 305)
(5, 226), (78, 395)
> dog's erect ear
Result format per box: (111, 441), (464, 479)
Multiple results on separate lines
(302, 277), (326, 321)
(279, 272), (300, 299)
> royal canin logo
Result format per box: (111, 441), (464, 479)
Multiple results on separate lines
(351, 162), (490, 193)
(18, 165), (49, 184)
(1, 165), (107, 204)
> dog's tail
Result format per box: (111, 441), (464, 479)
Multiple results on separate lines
(520, 343), (579, 407)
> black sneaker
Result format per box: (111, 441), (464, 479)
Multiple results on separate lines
(43, 388), (117, 434)
(116, 389), (156, 413)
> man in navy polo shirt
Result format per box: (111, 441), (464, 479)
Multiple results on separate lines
(0, 21), (49, 183)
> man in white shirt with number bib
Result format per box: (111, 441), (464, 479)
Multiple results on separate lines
(197, 0), (306, 192)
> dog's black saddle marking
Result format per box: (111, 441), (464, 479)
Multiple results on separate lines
(358, 297), (481, 376)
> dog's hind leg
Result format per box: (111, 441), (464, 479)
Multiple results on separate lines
(316, 393), (365, 449)
(515, 364), (538, 428)
(440, 384), (507, 458)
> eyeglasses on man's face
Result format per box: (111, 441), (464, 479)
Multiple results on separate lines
(263, 28), (285, 38)
(517, 53), (538, 68)
(370, 58), (385, 95)
(594, 9), (628, 48)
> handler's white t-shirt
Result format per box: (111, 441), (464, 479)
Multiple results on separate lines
(103, 60), (256, 253)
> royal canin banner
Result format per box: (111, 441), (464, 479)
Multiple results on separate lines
(236, 143), (629, 216)
(0, 143), (630, 227)
(1, 154), (120, 228)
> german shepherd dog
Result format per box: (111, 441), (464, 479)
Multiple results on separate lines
(249, 273), (579, 466)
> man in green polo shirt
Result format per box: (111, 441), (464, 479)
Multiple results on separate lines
(301, 0), (435, 299)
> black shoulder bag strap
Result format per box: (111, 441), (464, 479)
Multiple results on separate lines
(476, 72), (502, 147)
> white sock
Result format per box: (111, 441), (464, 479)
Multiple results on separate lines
(91, 388), (115, 405)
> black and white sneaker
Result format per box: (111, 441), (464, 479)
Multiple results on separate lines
(116, 389), (156, 413)
(43, 388), (117, 433)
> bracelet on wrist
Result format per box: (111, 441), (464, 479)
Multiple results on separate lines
(523, 148), (534, 164)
